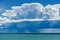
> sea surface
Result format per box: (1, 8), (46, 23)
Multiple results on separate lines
(0, 34), (60, 40)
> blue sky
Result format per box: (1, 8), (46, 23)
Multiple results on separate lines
(0, 0), (60, 14)
(0, 0), (60, 33)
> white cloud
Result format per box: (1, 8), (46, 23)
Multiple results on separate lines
(0, 2), (60, 25)
(42, 4), (60, 19)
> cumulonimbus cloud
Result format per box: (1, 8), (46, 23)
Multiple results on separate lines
(0, 2), (60, 25)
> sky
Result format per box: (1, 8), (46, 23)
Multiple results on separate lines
(0, 0), (60, 14)
(0, 0), (60, 33)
